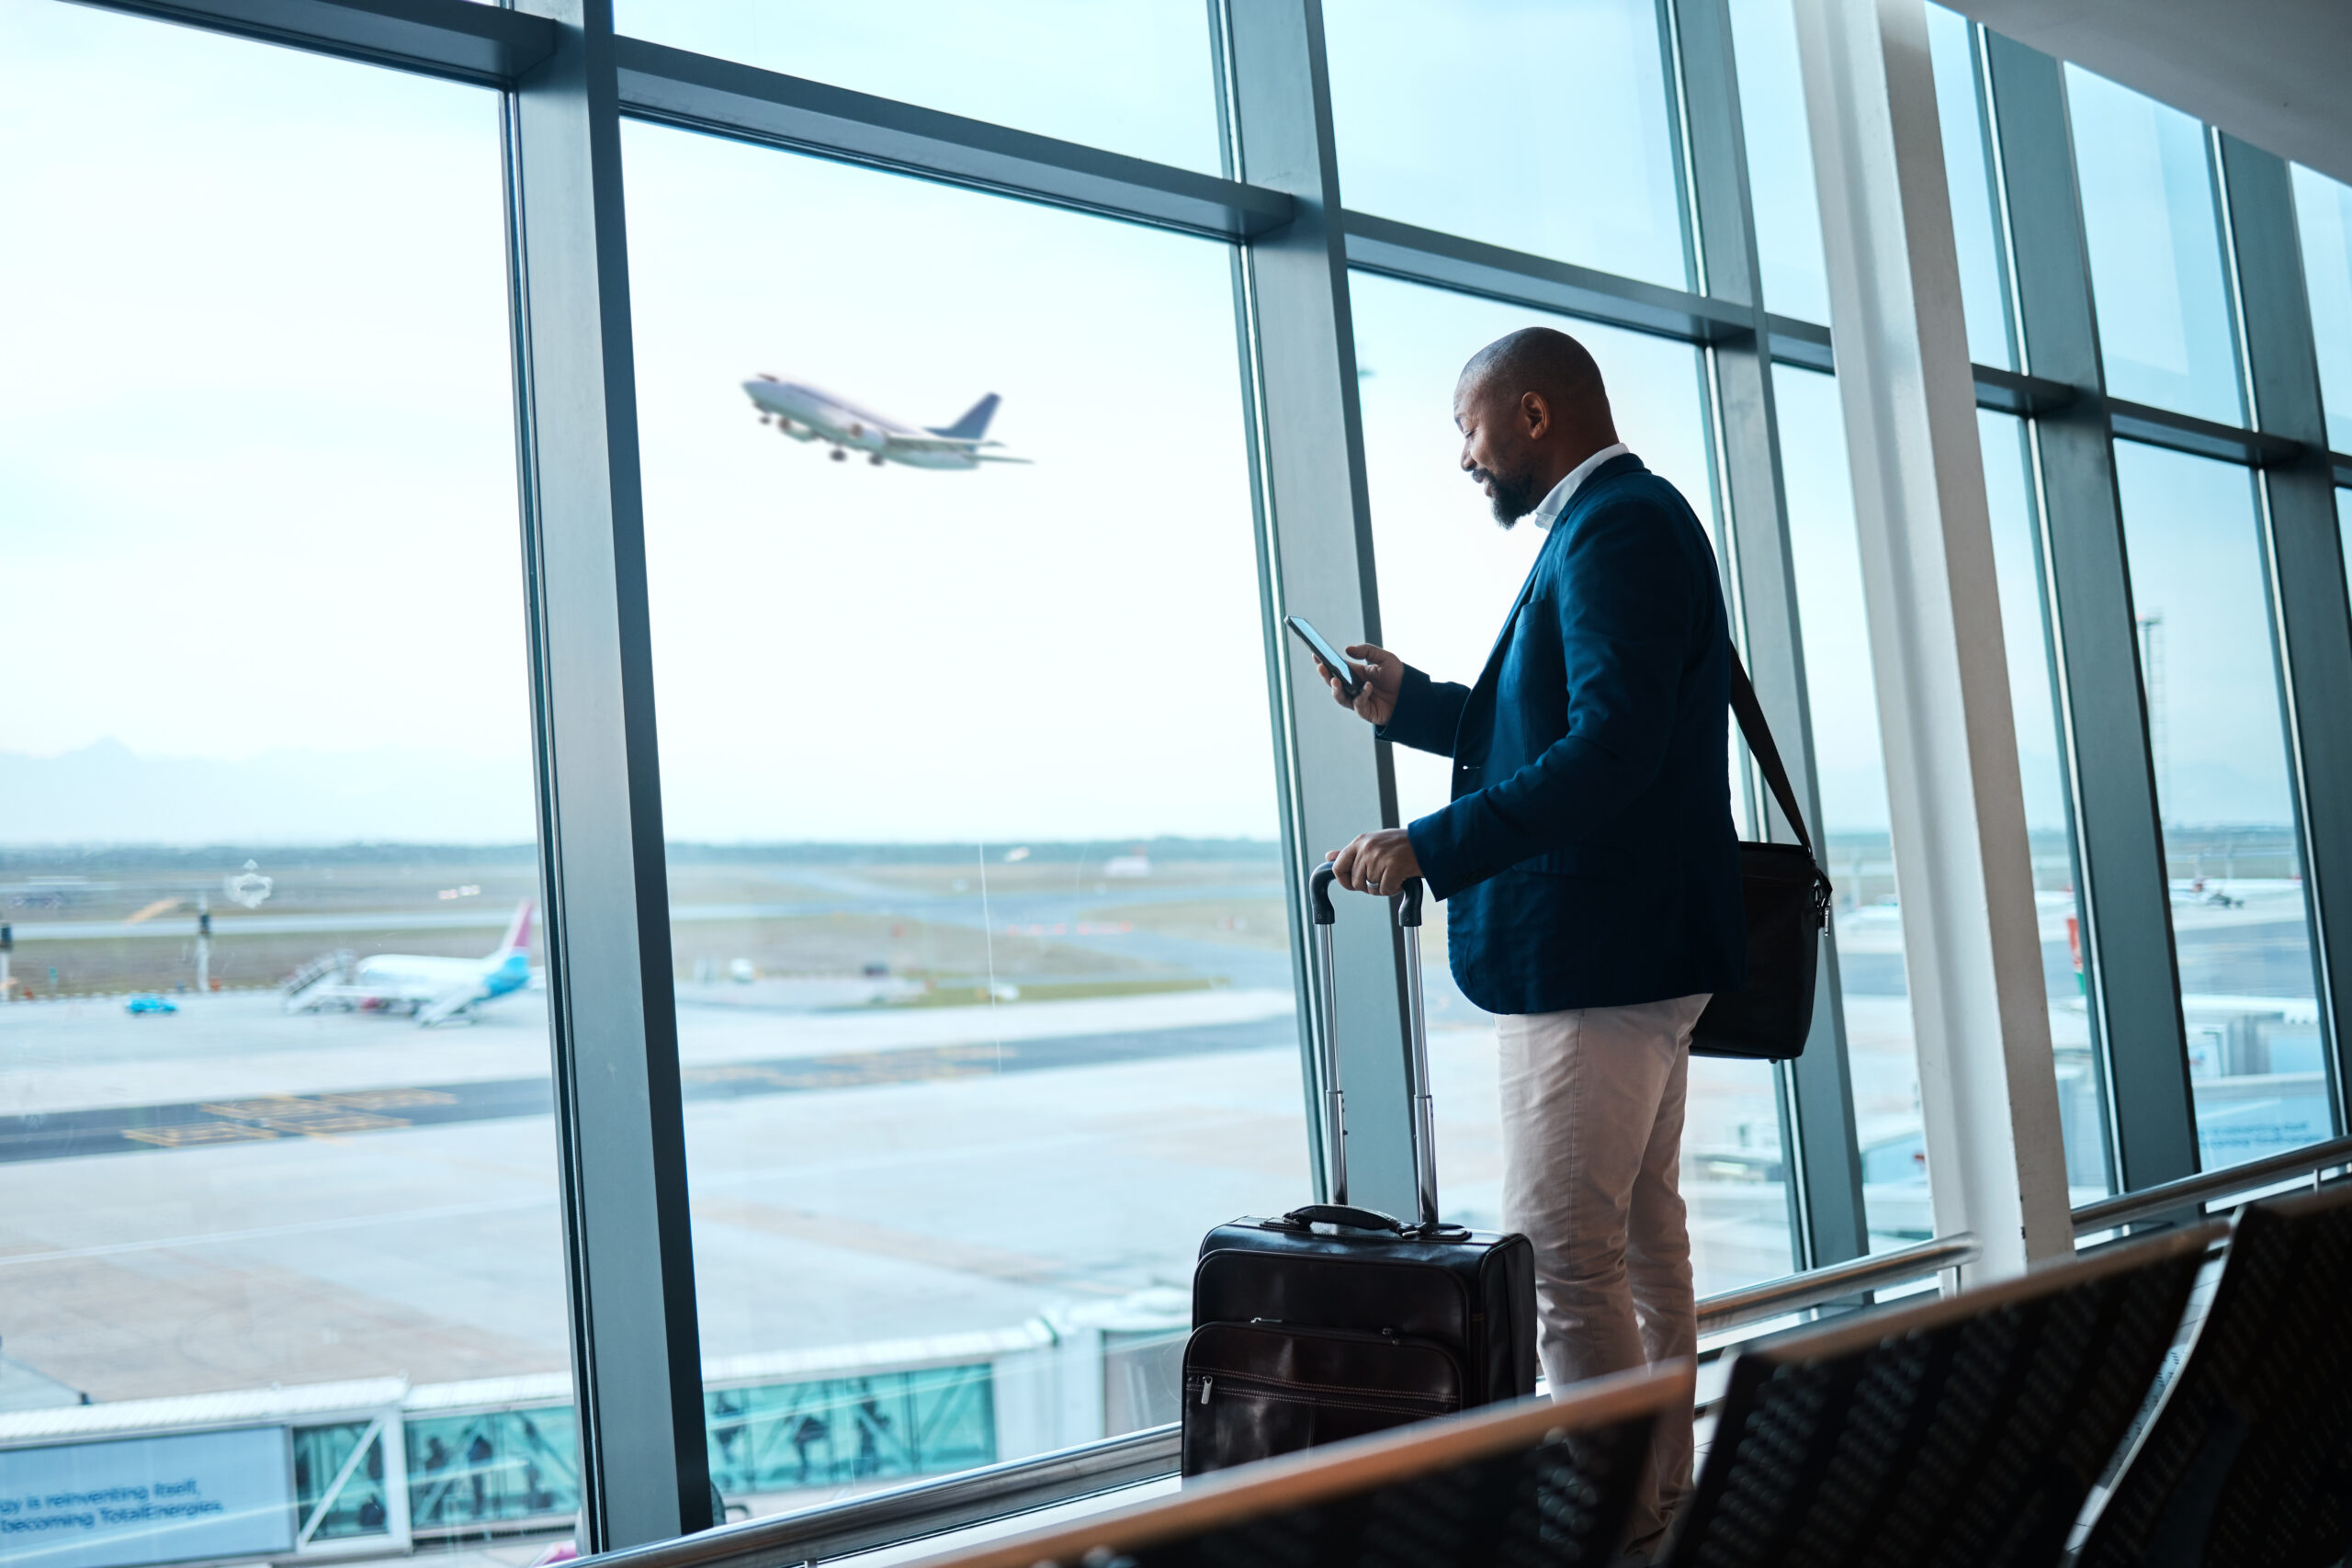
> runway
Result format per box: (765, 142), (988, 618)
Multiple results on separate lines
(0, 1014), (1296, 1164)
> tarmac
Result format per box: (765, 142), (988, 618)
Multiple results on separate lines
(0, 979), (1797, 1408)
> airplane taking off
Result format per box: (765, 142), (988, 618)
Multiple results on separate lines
(284, 901), (536, 1027)
(742, 376), (1032, 468)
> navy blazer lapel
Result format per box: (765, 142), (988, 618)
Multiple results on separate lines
(1471, 452), (1649, 689)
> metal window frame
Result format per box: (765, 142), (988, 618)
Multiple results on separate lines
(40, 0), (2352, 1548)
(503, 0), (711, 1549)
(1662, 0), (1869, 1273)
(2212, 132), (2352, 1134)
(1210, 0), (1422, 1221)
(1980, 32), (2201, 1194)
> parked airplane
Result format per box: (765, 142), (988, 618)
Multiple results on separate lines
(741, 377), (1032, 468)
(283, 901), (536, 1027)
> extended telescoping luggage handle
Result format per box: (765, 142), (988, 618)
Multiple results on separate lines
(1306, 862), (1442, 1231)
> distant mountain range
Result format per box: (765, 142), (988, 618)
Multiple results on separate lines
(0, 739), (537, 844)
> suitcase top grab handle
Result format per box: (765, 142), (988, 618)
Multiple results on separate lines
(1304, 863), (1438, 1227)
(1280, 1202), (1408, 1233)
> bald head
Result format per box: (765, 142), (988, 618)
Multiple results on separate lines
(1453, 328), (1619, 526)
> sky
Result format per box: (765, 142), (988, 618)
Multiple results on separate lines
(0, 0), (536, 839)
(620, 122), (1274, 843)
(1324, 0), (1688, 290)
(2066, 64), (2245, 427)
(614, 0), (1221, 175)
(1, 0), (2327, 848)
(2113, 443), (2300, 832)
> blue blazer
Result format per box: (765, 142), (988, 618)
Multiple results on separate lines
(1383, 453), (1747, 1015)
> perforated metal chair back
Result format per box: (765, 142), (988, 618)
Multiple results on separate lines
(1662, 1224), (2220, 1568)
(899, 1362), (1690, 1568)
(2075, 1182), (2352, 1568)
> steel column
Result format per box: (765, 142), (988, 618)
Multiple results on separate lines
(1212, 0), (1418, 1219)
(1982, 34), (2199, 1190)
(1791, 0), (2072, 1275)
(2216, 133), (2352, 1132)
(504, 0), (711, 1546)
(1668, 0), (1869, 1269)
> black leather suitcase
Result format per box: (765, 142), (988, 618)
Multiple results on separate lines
(1179, 863), (1537, 1476)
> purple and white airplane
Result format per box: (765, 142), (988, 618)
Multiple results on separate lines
(741, 376), (1031, 469)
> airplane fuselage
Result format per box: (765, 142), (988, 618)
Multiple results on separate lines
(354, 951), (531, 1000)
(745, 379), (982, 469)
(741, 378), (1016, 470)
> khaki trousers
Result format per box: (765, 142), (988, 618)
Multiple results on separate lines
(1497, 992), (1709, 1549)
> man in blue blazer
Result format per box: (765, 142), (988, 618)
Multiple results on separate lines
(1317, 328), (1744, 1556)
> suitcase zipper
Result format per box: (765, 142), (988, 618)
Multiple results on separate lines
(1185, 1325), (1466, 1407)
(1190, 1367), (1460, 1416)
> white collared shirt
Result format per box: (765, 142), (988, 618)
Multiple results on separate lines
(1527, 441), (1633, 531)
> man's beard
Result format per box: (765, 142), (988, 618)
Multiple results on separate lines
(1473, 465), (1537, 527)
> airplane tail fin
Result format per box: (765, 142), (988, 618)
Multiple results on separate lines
(926, 393), (1000, 442)
(492, 899), (536, 959)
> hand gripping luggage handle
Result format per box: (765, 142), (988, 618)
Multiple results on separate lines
(1306, 863), (1441, 1228)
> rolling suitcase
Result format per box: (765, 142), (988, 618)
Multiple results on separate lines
(1179, 863), (1537, 1476)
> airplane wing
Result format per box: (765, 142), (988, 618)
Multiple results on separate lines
(882, 432), (999, 454)
(879, 432), (1034, 465)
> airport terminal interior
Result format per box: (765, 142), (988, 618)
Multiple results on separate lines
(3, 0), (2350, 1564)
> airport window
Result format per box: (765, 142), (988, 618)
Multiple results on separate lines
(2112, 441), (2334, 1170)
(2293, 164), (2352, 455)
(0, 0), (571, 1543)
(621, 122), (1298, 1512)
(2065, 66), (2246, 427)
(1770, 366), (1928, 1247)
(2342, 491), (2352, 608)
(1980, 412), (2113, 1197)
(16, 0), (2352, 1551)
(1323, 0), (1689, 289)
(1925, 6), (2018, 371)
(1349, 273), (1798, 1291)
(610, 0), (1221, 175)
(1726, 0), (1830, 323)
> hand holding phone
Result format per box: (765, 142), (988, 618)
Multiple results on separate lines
(1284, 615), (1362, 699)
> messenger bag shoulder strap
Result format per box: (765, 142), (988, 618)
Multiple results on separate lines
(1730, 650), (1818, 855)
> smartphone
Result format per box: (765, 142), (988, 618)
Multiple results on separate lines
(1284, 614), (1361, 700)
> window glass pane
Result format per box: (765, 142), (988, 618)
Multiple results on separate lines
(2113, 442), (2332, 1169)
(612, 0), (1219, 174)
(624, 125), (1295, 1508)
(2292, 164), (2352, 455)
(2064, 67), (2245, 426)
(1728, 0), (1830, 322)
(1772, 367), (1927, 1246)
(0, 0), (570, 1533)
(1981, 412), (2112, 1197)
(1324, 0), (1687, 289)
(1351, 272), (1796, 1295)
(1924, 5), (2014, 370)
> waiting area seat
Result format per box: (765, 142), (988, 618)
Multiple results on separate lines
(897, 1185), (2352, 1568)
(1662, 1224), (2218, 1568)
(2075, 1183), (2352, 1568)
(893, 1361), (1690, 1568)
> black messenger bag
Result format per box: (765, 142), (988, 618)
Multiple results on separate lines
(1691, 655), (1835, 1062)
